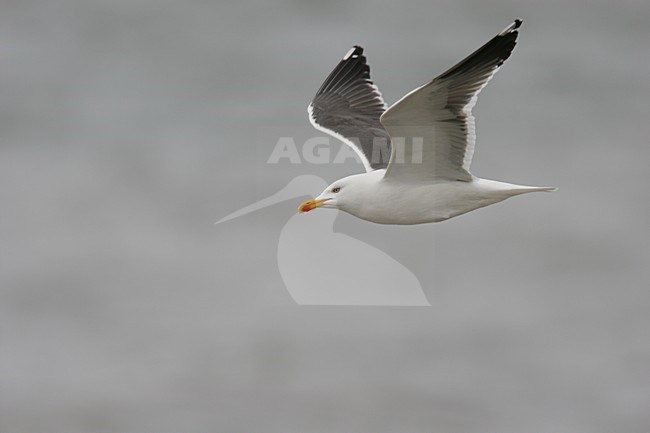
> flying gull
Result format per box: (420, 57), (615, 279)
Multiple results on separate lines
(299, 19), (556, 224)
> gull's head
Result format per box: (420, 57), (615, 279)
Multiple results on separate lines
(298, 181), (346, 213)
(298, 173), (364, 214)
(297, 172), (377, 214)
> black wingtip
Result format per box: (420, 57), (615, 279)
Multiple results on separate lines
(343, 45), (364, 60)
(437, 18), (522, 81)
(314, 44), (374, 96)
(499, 18), (523, 36)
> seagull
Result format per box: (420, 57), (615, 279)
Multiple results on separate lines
(299, 19), (556, 225)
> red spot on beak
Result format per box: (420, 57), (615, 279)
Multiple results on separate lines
(298, 198), (326, 213)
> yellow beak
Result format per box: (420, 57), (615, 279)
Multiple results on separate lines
(298, 198), (329, 213)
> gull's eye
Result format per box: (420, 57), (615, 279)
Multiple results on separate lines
(332, 187), (341, 193)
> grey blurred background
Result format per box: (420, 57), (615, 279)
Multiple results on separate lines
(1, 1), (649, 432)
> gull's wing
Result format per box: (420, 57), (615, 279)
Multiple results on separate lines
(380, 19), (522, 182)
(308, 46), (391, 172)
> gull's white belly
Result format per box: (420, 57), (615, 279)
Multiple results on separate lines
(348, 178), (536, 225)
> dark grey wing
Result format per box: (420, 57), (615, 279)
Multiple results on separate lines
(381, 19), (522, 181)
(308, 46), (391, 172)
